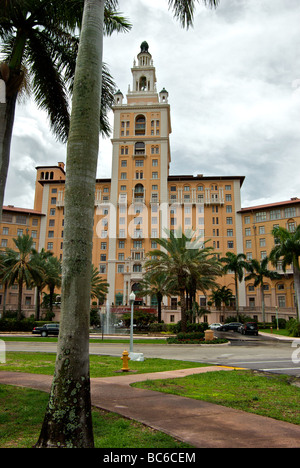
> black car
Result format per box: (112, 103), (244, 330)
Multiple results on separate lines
(32, 323), (60, 337)
(218, 322), (243, 332)
(238, 322), (258, 336)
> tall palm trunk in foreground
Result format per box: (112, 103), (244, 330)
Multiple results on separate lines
(36, 0), (104, 448)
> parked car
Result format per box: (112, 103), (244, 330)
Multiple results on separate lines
(32, 323), (60, 337)
(238, 322), (258, 336)
(209, 323), (223, 330)
(218, 322), (243, 332)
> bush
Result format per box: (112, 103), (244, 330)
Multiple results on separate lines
(286, 319), (300, 337)
(0, 318), (35, 332)
(272, 318), (286, 329)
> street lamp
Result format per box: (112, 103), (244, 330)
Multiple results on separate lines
(129, 291), (136, 353)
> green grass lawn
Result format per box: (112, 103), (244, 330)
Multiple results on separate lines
(0, 385), (191, 448)
(133, 370), (300, 425)
(0, 352), (207, 377)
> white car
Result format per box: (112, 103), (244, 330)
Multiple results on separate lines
(208, 323), (223, 330)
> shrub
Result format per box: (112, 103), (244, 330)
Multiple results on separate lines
(286, 319), (300, 337)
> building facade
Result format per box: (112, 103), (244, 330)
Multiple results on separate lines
(0, 43), (299, 323)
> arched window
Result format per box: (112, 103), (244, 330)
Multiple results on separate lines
(135, 142), (145, 155)
(135, 115), (146, 135)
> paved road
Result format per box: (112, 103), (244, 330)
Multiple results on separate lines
(3, 332), (300, 377)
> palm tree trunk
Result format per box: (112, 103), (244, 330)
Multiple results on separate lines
(293, 263), (300, 321)
(260, 283), (266, 326)
(17, 277), (23, 320)
(36, 0), (104, 448)
(0, 93), (17, 223)
(234, 275), (239, 321)
(180, 288), (187, 332)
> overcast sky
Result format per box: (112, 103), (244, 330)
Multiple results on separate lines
(4, 0), (300, 209)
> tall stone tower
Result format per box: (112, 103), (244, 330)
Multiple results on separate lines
(107, 42), (172, 305)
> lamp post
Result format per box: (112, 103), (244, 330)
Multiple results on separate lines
(129, 291), (136, 353)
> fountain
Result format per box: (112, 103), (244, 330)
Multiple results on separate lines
(102, 299), (115, 335)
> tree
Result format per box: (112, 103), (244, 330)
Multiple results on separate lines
(220, 252), (250, 320)
(2, 234), (42, 319)
(145, 230), (222, 332)
(270, 226), (300, 320)
(0, 0), (131, 222)
(36, 0), (219, 449)
(210, 285), (234, 310)
(30, 248), (53, 320)
(91, 264), (109, 303)
(138, 271), (174, 322)
(245, 257), (281, 325)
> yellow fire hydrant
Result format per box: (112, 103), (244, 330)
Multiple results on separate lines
(121, 350), (130, 372)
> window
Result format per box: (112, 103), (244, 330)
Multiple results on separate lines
(270, 209), (281, 220)
(284, 207), (296, 218)
(152, 172), (158, 179)
(50, 198), (57, 205)
(152, 159), (158, 166)
(133, 264), (142, 272)
(260, 238), (266, 247)
(244, 216), (250, 224)
(288, 222), (296, 232)
(151, 241), (157, 248)
(133, 240), (143, 248)
(16, 215), (27, 224)
(31, 230), (37, 238)
(48, 231), (54, 238)
(260, 251), (267, 259)
(52, 188), (57, 193)
(49, 219), (55, 227)
(121, 172), (127, 179)
(50, 209), (55, 216)
(256, 212), (267, 222)
(227, 229), (233, 237)
(226, 205), (232, 213)
(1, 239), (7, 247)
(118, 253), (124, 261)
(246, 252), (252, 260)
(135, 160), (144, 167)
(100, 265), (106, 274)
(118, 264), (124, 273)
(135, 142), (145, 155)
(246, 239), (252, 248)
(2, 227), (8, 235)
(120, 185), (126, 191)
(225, 194), (232, 201)
(278, 296), (286, 307)
(135, 115), (146, 135)
(225, 185), (231, 190)
(101, 242), (107, 250)
(277, 283), (285, 290)
(245, 228), (251, 236)
(47, 242), (53, 250)
(119, 240), (125, 248)
(226, 217), (233, 224)
(121, 160), (127, 167)
(184, 186), (190, 191)
(259, 226), (265, 234)
(227, 241), (234, 249)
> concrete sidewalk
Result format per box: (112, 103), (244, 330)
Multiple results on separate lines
(0, 366), (300, 448)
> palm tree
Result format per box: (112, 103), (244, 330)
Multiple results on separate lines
(0, 0), (131, 221)
(30, 248), (53, 320)
(210, 285), (234, 311)
(2, 234), (42, 319)
(43, 256), (62, 314)
(90, 264), (109, 303)
(145, 230), (222, 332)
(36, 0), (219, 449)
(139, 270), (174, 322)
(220, 252), (250, 320)
(245, 257), (281, 325)
(270, 226), (300, 320)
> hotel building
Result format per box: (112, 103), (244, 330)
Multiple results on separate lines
(0, 43), (299, 323)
